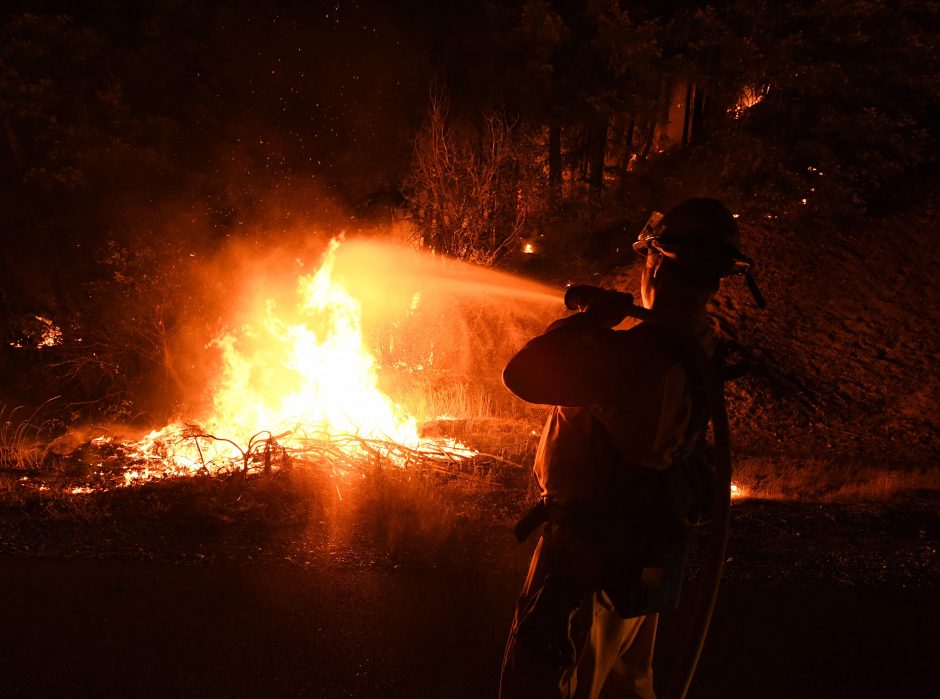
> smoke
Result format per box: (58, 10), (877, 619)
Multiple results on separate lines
(324, 237), (561, 417)
(153, 201), (562, 430)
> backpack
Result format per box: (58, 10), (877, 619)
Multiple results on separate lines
(595, 322), (721, 618)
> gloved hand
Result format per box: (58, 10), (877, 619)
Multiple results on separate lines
(564, 285), (635, 328)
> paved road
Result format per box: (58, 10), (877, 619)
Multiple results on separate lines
(0, 556), (936, 698)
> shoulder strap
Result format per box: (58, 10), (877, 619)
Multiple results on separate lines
(629, 322), (714, 463)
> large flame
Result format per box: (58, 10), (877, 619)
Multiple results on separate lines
(208, 238), (419, 447)
(124, 239), (448, 481)
(79, 236), (565, 485)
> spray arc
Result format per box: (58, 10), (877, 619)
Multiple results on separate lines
(111, 238), (560, 485)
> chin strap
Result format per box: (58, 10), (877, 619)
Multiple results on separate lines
(744, 270), (767, 308)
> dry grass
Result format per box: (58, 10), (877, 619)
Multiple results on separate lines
(390, 374), (505, 427)
(0, 403), (55, 471)
(732, 456), (940, 502)
(4, 376), (935, 547)
(311, 462), (474, 561)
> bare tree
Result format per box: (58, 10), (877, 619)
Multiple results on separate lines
(405, 90), (541, 266)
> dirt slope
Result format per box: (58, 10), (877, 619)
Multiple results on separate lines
(721, 181), (939, 471)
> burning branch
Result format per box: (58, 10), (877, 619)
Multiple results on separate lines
(112, 424), (514, 491)
(181, 428), (292, 476)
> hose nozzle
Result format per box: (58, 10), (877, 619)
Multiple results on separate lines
(563, 284), (650, 326)
(564, 284), (634, 312)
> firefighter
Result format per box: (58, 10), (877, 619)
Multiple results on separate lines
(499, 198), (751, 699)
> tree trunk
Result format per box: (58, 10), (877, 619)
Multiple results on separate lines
(548, 119), (562, 204)
(588, 114), (608, 202)
(682, 82), (695, 146)
(640, 120), (656, 161)
(618, 113), (636, 199)
(691, 87), (708, 143)
(578, 127), (590, 184)
(3, 121), (23, 170)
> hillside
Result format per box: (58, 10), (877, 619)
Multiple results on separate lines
(592, 171), (940, 500)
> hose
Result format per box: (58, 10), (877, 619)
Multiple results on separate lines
(663, 338), (733, 699)
(591, 290), (733, 698)
(561, 286), (735, 697)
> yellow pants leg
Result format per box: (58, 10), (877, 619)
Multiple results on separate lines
(500, 537), (574, 699)
(500, 536), (657, 699)
(572, 594), (657, 699)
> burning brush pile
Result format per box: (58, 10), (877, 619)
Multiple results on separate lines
(4, 238), (558, 506)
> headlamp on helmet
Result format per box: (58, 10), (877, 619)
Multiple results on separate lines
(633, 203), (766, 308)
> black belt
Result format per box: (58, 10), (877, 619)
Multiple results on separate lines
(513, 498), (625, 543)
(513, 498), (549, 543)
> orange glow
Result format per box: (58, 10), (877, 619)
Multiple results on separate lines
(730, 85), (770, 118)
(123, 240), (433, 476)
(210, 238), (420, 448)
(111, 238), (559, 482)
(8, 316), (63, 350)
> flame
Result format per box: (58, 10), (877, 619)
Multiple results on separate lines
(122, 238), (473, 480)
(208, 238), (419, 448)
(729, 84), (769, 118)
(37, 236), (567, 490)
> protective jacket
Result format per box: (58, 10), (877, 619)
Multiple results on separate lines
(500, 309), (714, 699)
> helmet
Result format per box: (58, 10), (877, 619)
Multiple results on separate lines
(634, 198), (766, 307)
(633, 198), (752, 278)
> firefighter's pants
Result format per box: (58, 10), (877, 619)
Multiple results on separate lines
(500, 534), (658, 699)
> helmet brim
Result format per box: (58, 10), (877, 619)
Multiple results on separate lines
(633, 236), (752, 277)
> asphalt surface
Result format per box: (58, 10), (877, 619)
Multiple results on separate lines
(1, 555), (937, 698)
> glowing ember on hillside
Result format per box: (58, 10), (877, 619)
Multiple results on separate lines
(729, 84), (769, 118)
